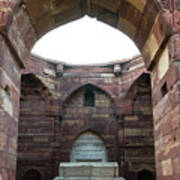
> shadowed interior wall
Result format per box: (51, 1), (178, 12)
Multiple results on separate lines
(16, 56), (155, 180)
(61, 84), (116, 162)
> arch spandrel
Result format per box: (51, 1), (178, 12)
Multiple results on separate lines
(61, 83), (114, 106)
(91, 0), (121, 13)
(22, 0), (164, 65)
(24, 0), (83, 37)
(23, 0), (161, 41)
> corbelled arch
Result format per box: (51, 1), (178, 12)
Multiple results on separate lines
(0, 1), (179, 180)
(124, 73), (151, 114)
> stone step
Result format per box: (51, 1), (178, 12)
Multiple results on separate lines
(54, 177), (125, 180)
(59, 162), (119, 177)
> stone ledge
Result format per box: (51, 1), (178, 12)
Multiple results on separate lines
(59, 162), (119, 178)
(60, 162), (118, 167)
(53, 177), (126, 180)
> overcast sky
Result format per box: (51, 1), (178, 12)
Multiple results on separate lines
(32, 16), (140, 65)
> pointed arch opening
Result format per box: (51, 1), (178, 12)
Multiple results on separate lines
(31, 15), (140, 65)
(23, 169), (41, 180)
(70, 131), (107, 162)
(137, 169), (155, 180)
(83, 84), (95, 107)
(62, 83), (114, 108)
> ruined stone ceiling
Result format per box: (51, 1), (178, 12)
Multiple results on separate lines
(24, 0), (160, 49)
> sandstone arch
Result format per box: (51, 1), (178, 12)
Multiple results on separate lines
(62, 83), (114, 105)
(0, 1), (179, 180)
(0, 0), (178, 68)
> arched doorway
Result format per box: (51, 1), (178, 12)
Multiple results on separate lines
(23, 169), (41, 180)
(70, 132), (107, 162)
(138, 169), (154, 180)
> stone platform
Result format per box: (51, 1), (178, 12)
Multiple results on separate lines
(54, 177), (125, 180)
(53, 162), (125, 180)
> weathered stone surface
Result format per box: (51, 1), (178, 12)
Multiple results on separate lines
(0, 37), (21, 180)
(0, 1), (179, 180)
(59, 162), (119, 178)
(53, 177), (125, 180)
(161, 159), (173, 176)
(0, 132), (7, 151)
(70, 132), (107, 162)
(16, 55), (155, 180)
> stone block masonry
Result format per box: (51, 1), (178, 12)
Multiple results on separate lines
(0, 1), (179, 180)
(16, 55), (155, 180)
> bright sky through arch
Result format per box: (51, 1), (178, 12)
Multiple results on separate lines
(32, 16), (140, 65)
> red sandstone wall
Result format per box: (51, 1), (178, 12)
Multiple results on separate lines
(0, 1), (179, 180)
(16, 56), (155, 180)
(60, 85), (117, 162)
(122, 74), (155, 179)
(0, 35), (21, 180)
